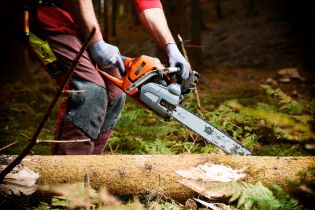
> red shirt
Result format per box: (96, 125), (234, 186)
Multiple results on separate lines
(37, 0), (162, 35)
(134, 0), (163, 13)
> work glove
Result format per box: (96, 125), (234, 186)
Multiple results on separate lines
(165, 43), (190, 80)
(181, 70), (199, 94)
(88, 39), (125, 74)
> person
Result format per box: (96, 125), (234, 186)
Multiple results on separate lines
(33, 0), (191, 155)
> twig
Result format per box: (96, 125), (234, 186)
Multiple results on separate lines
(177, 34), (189, 61)
(177, 34), (204, 111)
(108, 143), (114, 154)
(62, 90), (86, 93)
(147, 195), (162, 210)
(158, 193), (185, 208)
(0, 28), (96, 182)
(36, 139), (91, 144)
(84, 174), (91, 210)
(114, 144), (120, 153)
(19, 132), (30, 139)
(0, 141), (18, 152)
(107, 143), (120, 154)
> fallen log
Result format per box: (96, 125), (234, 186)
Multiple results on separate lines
(9, 154), (315, 201)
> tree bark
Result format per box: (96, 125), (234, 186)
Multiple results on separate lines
(92, 0), (102, 19)
(189, 0), (203, 69)
(215, 0), (223, 19)
(162, 0), (188, 39)
(103, 0), (109, 42)
(15, 154), (315, 202)
(111, 0), (119, 36)
(247, 0), (256, 16)
(1, 0), (29, 84)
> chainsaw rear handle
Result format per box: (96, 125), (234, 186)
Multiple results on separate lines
(95, 56), (131, 92)
(120, 55), (128, 76)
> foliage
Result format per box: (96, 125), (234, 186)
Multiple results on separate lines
(17, 182), (184, 210)
(111, 84), (314, 156)
(2, 181), (302, 210)
(156, 201), (183, 210)
(0, 79), (56, 155)
(206, 181), (302, 210)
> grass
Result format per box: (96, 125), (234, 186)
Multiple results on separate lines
(1, 67), (314, 157)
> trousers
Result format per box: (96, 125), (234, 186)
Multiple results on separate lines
(42, 33), (126, 155)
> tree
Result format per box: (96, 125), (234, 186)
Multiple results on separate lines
(189, 0), (203, 69)
(159, 0), (189, 64)
(1, 0), (30, 84)
(247, 0), (256, 16)
(92, 0), (102, 19)
(216, 0), (223, 19)
(103, 0), (109, 42)
(111, 0), (119, 36)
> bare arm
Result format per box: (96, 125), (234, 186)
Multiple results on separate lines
(138, 8), (175, 48)
(61, 0), (102, 44)
(138, 8), (191, 78)
(59, 0), (125, 72)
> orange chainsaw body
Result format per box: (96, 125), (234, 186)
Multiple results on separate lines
(97, 55), (165, 96)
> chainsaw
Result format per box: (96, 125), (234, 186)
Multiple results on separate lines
(97, 55), (252, 156)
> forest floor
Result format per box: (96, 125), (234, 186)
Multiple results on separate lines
(0, 0), (315, 209)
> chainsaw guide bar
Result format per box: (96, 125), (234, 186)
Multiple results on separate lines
(97, 55), (253, 156)
(171, 106), (252, 155)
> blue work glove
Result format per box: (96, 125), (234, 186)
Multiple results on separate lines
(88, 39), (125, 74)
(165, 43), (190, 80)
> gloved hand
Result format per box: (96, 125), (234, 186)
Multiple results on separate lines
(181, 71), (199, 94)
(88, 39), (125, 74)
(165, 43), (190, 80)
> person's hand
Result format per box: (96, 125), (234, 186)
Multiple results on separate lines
(88, 39), (125, 74)
(165, 43), (190, 80)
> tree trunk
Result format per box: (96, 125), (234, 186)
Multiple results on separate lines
(92, 0), (102, 19)
(215, 0), (222, 19)
(131, 3), (140, 25)
(189, 0), (203, 69)
(155, 0), (188, 65)
(162, 0), (188, 39)
(16, 154), (315, 202)
(111, 0), (119, 36)
(103, 0), (109, 42)
(247, 0), (256, 16)
(1, 0), (29, 84)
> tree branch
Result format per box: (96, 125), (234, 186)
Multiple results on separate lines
(0, 141), (18, 152)
(177, 34), (204, 111)
(36, 139), (91, 144)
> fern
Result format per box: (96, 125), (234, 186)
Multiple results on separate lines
(270, 184), (302, 210)
(235, 182), (281, 210)
(261, 84), (305, 115)
(207, 182), (301, 210)
(140, 139), (174, 154)
(157, 201), (182, 210)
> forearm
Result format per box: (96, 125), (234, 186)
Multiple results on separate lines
(138, 8), (175, 49)
(61, 0), (102, 44)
